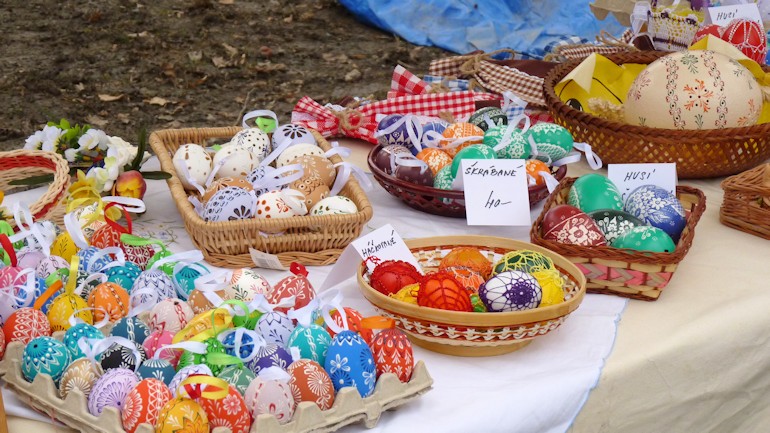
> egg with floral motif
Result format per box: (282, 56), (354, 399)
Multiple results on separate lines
(99, 342), (147, 371)
(290, 175), (330, 209)
(197, 384), (252, 433)
(287, 359), (335, 410)
(246, 343), (293, 375)
(213, 145), (258, 180)
(439, 123), (484, 157)
(176, 337), (228, 376)
(22, 336), (70, 384)
(137, 358), (176, 386)
(268, 265), (315, 312)
(309, 196), (358, 217)
(244, 376), (295, 425)
(273, 123), (317, 148)
(35, 255), (68, 280)
(289, 154), (336, 187)
(168, 364), (213, 398)
(369, 328), (414, 382)
(256, 311), (295, 347)
(87, 367), (140, 415)
(62, 322), (104, 361)
(624, 185), (687, 243)
(121, 378), (173, 433)
(202, 177), (254, 206)
(204, 187), (257, 222)
(324, 307), (373, 344)
(254, 190), (301, 232)
(103, 261), (142, 292)
(88, 282), (130, 322)
(226, 269), (271, 303)
(187, 288), (227, 314)
(59, 358), (103, 400)
(131, 269), (176, 308)
(47, 293), (91, 332)
(155, 397), (209, 433)
(325, 330), (376, 397)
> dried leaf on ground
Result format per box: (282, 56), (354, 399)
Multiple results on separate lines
(212, 56), (229, 68)
(222, 43), (238, 57)
(144, 96), (172, 106)
(85, 115), (108, 127)
(219, 0), (234, 4)
(98, 94), (124, 102)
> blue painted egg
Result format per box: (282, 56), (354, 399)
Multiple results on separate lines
(168, 364), (212, 397)
(22, 336), (71, 384)
(131, 270), (175, 307)
(479, 270), (542, 312)
(256, 311), (295, 347)
(287, 323), (331, 365)
(111, 316), (151, 344)
(77, 246), (113, 273)
(324, 330), (376, 398)
(624, 185), (687, 243)
(376, 114), (415, 149)
(87, 368), (140, 416)
(137, 358), (176, 386)
(19, 276), (46, 310)
(173, 264), (208, 301)
(220, 329), (260, 361)
(104, 262), (142, 292)
(63, 323), (104, 360)
(246, 343), (292, 375)
(421, 121), (448, 151)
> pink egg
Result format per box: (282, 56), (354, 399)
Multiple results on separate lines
(143, 330), (180, 368)
(244, 377), (295, 424)
(149, 298), (194, 334)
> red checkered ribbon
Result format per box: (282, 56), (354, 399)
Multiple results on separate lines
(388, 65), (432, 98)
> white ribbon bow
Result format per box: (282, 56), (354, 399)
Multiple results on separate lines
(330, 162), (373, 196)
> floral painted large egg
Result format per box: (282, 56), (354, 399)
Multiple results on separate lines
(290, 175), (330, 209)
(155, 397), (209, 433)
(217, 365), (257, 397)
(149, 298), (194, 334)
(525, 122), (574, 162)
(439, 246), (492, 279)
(168, 364), (213, 398)
(121, 378), (173, 433)
(131, 269), (176, 308)
(268, 265), (315, 312)
(370, 260), (422, 296)
(204, 187), (257, 222)
(137, 358), (177, 385)
(33, 276), (57, 314)
(87, 367), (140, 415)
(212, 145), (258, 180)
(625, 185), (687, 243)
(272, 123), (317, 148)
(587, 209), (645, 244)
(88, 282), (130, 322)
(4, 307), (51, 345)
(110, 316), (151, 344)
(417, 271), (472, 312)
(479, 270), (542, 312)
(256, 311), (295, 346)
(287, 359), (335, 410)
(369, 328), (414, 382)
(542, 205), (607, 247)
(172, 144), (212, 191)
(484, 125), (530, 159)
(415, 148), (453, 176)
(246, 343), (293, 375)
(290, 154), (337, 187)
(99, 342), (147, 371)
(197, 384), (252, 433)
(611, 226), (677, 253)
(48, 293), (91, 332)
(22, 336), (70, 384)
(325, 330), (377, 397)
(176, 337), (228, 376)
(439, 123), (484, 157)
(59, 358), (103, 400)
(35, 255), (68, 280)
(493, 250), (554, 275)
(227, 269), (271, 303)
(567, 174), (624, 214)
(309, 196), (358, 217)
(287, 324), (332, 365)
(723, 19), (767, 65)
(233, 127), (272, 160)
(143, 330), (180, 367)
(63, 322), (104, 361)
(103, 261), (142, 292)
(244, 376), (295, 424)
(625, 50), (763, 129)
(275, 143), (324, 168)
(324, 307), (373, 344)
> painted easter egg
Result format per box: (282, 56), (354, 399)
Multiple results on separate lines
(541, 204), (607, 247)
(394, 159), (434, 186)
(110, 316), (152, 345)
(173, 308), (233, 343)
(51, 232), (78, 262)
(4, 307), (51, 345)
(143, 330), (180, 367)
(567, 173), (624, 213)
(483, 124), (530, 159)
(168, 364), (213, 398)
(99, 342), (147, 371)
(290, 175), (331, 209)
(723, 19), (767, 64)
(123, 244), (155, 271)
(212, 145), (258, 180)
(417, 271), (472, 312)
(88, 282), (130, 322)
(415, 147), (453, 176)
(287, 359), (335, 410)
(310, 196), (358, 216)
(202, 177), (254, 207)
(531, 269), (565, 307)
(256, 311), (295, 347)
(35, 255), (68, 280)
(433, 165), (456, 197)
(121, 378), (173, 433)
(492, 250), (555, 275)
(275, 143), (324, 168)
(526, 122), (573, 162)
(172, 144), (212, 191)
(525, 159), (551, 186)
(442, 266), (485, 293)
(34, 275), (58, 314)
(103, 261), (142, 292)
(233, 127), (272, 160)
(290, 154), (337, 187)
(374, 144), (412, 174)
(439, 123), (484, 157)
(325, 330), (377, 397)
(176, 337), (228, 376)
(187, 288), (226, 314)
(227, 268), (271, 303)
(247, 343), (293, 375)
(244, 376), (295, 424)
(587, 209), (645, 244)
(90, 223), (125, 250)
(137, 358), (176, 385)
(217, 365), (257, 397)
(479, 270), (542, 312)
(254, 190), (302, 231)
(131, 269), (176, 308)
(692, 24), (723, 45)
(324, 307), (373, 344)
(450, 143), (496, 178)
(624, 185), (687, 243)
(287, 323), (332, 365)
(204, 187), (257, 222)
(48, 293), (91, 332)
(77, 246), (113, 274)
(16, 249), (44, 269)
(146, 249), (173, 276)
(87, 367), (140, 415)
(439, 246), (493, 279)
(197, 384), (251, 433)
(369, 328), (414, 382)
(272, 123), (316, 148)
(59, 358), (103, 400)
(469, 106), (508, 131)
(611, 226), (677, 253)
(22, 336), (70, 384)
(376, 114), (419, 150)
(62, 322), (104, 361)
(149, 298), (194, 334)
(370, 260), (422, 296)
(155, 397), (209, 433)
(220, 328), (260, 362)
(268, 266), (316, 312)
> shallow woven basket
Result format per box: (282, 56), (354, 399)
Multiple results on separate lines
(367, 144), (568, 218)
(149, 127), (373, 268)
(357, 235), (587, 357)
(530, 177), (707, 301)
(0, 149), (70, 229)
(544, 51), (770, 179)
(720, 163), (770, 239)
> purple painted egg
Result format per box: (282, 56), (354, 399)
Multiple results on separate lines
(246, 343), (292, 375)
(374, 145), (412, 174)
(377, 114), (420, 152)
(87, 367), (140, 416)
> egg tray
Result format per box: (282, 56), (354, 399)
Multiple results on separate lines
(543, 50), (770, 179)
(530, 177), (707, 301)
(149, 126), (374, 269)
(0, 341), (433, 433)
(367, 144), (568, 218)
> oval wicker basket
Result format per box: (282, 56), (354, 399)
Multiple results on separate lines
(357, 235), (587, 357)
(367, 144), (568, 218)
(544, 51), (770, 179)
(0, 149), (70, 229)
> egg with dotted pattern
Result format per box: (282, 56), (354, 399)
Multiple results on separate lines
(203, 186), (257, 222)
(289, 175), (330, 210)
(310, 196), (358, 217)
(22, 336), (70, 384)
(232, 127), (272, 161)
(172, 144), (213, 191)
(213, 145), (258, 180)
(87, 367), (140, 416)
(287, 359), (335, 410)
(3, 307), (51, 346)
(289, 154), (336, 187)
(88, 282), (130, 322)
(324, 330), (377, 397)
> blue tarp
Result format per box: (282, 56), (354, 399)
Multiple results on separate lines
(339, 0), (626, 58)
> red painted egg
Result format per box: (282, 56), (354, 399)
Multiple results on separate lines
(417, 271), (472, 311)
(123, 244), (155, 271)
(143, 330), (181, 367)
(88, 282), (130, 322)
(3, 308), (51, 345)
(692, 24), (724, 44)
(324, 307), (374, 344)
(541, 204), (607, 247)
(723, 19), (768, 64)
(370, 328), (414, 382)
(121, 378), (173, 433)
(0, 328), (5, 359)
(287, 359), (335, 410)
(197, 385), (251, 433)
(268, 264), (315, 312)
(370, 260), (422, 296)
(0, 267), (22, 290)
(91, 224), (124, 249)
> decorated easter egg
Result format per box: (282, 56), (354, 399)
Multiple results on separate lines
(439, 246), (492, 279)
(213, 145), (258, 180)
(4, 307), (51, 345)
(77, 246), (113, 274)
(483, 124), (530, 159)
(137, 358), (176, 385)
(168, 364), (213, 398)
(567, 174), (624, 213)
(16, 248), (45, 269)
(376, 114), (418, 149)
(272, 123), (316, 148)
(218, 365), (257, 397)
(149, 298), (194, 334)
(143, 330), (180, 367)
(244, 376), (295, 424)
(415, 147), (452, 176)
(227, 268), (271, 302)
(51, 232), (77, 262)
(176, 337), (228, 376)
(268, 265), (316, 312)
(287, 359), (335, 410)
(433, 164), (455, 191)
(172, 144), (212, 191)
(287, 324), (332, 365)
(48, 293), (91, 332)
(310, 196), (358, 216)
(88, 282), (130, 322)
(123, 244), (155, 271)
(625, 185), (687, 243)
(255, 190), (302, 230)
(146, 249), (174, 275)
(369, 328), (414, 382)
(220, 328), (260, 361)
(526, 122), (573, 162)
(394, 160), (434, 186)
(723, 19), (767, 64)
(63, 322), (104, 360)
(421, 120), (448, 141)
(611, 226), (677, 252)
(290, 175), (330, 209)
(104, 261), (142, 291)
(692, 24), (723, 45)
(110, 316), (152, 344)
(171, 262), (208, 301)
(417, 271), (472, 312)
(100, 342), (147, 371)
(531, 269), (565, 307)
(204, 186), (257, 222)
(35, 255), (68, 280)
(90, 223), (126, 251)
(493, 250), (554, 275)
(325, 330), (376, 397)
(542, 204), (608, 247)
(625, 50), (763, 129)
(276, 143), (324, 168)
(469, 106), (508, 131)
(173, 308), (233, 343)
(0, 266), (22, 290)
(155, 397), (209, 433)
(121, 378), (173, 433)
(59, 358), (103, 400)
(290, 154), (337, 187)
(88, 367), (141, 415)
(324, 307), (374, 344)
(247, 343), (293, 374)
(246, 165), (269, 194)
(233, 127), (272, 160)
(450, 144), (496, 178)
(587, 209), (646, 244)
(479, 270), (542, 312)
(256, 311), (295, 346)
(526, 159), (551, 186)
(202, 177), (254, 205)
(442, 266), (485, 293)
(374, 144), (412, 174)
(370, 260), (422, 296)
(198, 384), (251, 433)
(187, 288), (227, 314)
(22, 336), (70, 383)
(131, 269), (176, 308)
(439, 123), (484, 157)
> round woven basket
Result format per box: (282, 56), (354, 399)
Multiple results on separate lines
(367, 145), (568, 218)
(357, 235), (586, 357)
(544, 50), (770, 179)
(0, 149), (70, 229)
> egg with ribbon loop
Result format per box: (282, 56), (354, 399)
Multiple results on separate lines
(469, 106), (508, 131)
(90, 207), (129, 250)
(255, 190), (306, 231)
(220, 328), (260, 362)
(110, 316), (151, 344)
(99, 341), (147, 371)
(415, 147), (452, 176)
(103, 261), (142, 291)
(324, 307), (373, 344)
(479, 270), (542, 312)
(22, 336), (70, 384)
(59, 357), (103, 400)
(48, 293), (92, 332)
(325, 330), (377, 397)
(226, 268), (271, 303)
(88, 367), (140, 415)
(63, 322), (104, 361)
(131, 269), (176, 307)
(287, 359), (335, 410)
(172, 143), (213, 191)
(526, 122), (574, 163)
(376, 114), (420, 151)
(149, 298), (194, 334)
(146, 248), (173, 276)
(244, 369), (295, 425)
(256, 311), (295, 346)
(143, 330), (180, 367)
(35, 254), (68, 281)
(212, 145), (258, 180)
(290, 154), (337, 187)
(16, 248), (46, 270)
(483, 124), (531, 159)
(88, 282), (130, 322)
(51, 232), (78, 262)
(187, 288), (227, 315)
(203, 186), (257, 222)
(137, 358), (176, 386)
(287, 323), (332, 365)
(176, 337), (228, 376)
(439, 122), (484, 157)
(394, 156), (434, 186)
(268, 263), (316, 312)
(168, 364), (213, 398)
(289, 175), (330, 209)
(273, 123), (316, 148)
(374, 144), (411, 174)
(624, 185), (687, 243)
(173, 263), (209, 301)
(217, 365), (256, 397)
(246, 343), (293, 375)
(76, 246), (113, 275)
(197, 383), (252, 433)
(450, 143), (496, 178)
(121, 378), (173, 433)
(155, 395), (209, 433)
(275, 142), (324, 168)
(173, 308), (233, 343)
(233, 127), (273, 160)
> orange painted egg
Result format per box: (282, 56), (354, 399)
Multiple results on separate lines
(88, 282), (130, 322)
(187, 288), (227, 314)
(439, 246), (492, 279)
(526, 159), (550, 186)
(90, 224), (125, 249)
(369, 328), (414, 382)
(287, 359), (335, 410)
(324, 307), (373, 345)
(442, 266), (485, 294)
(417, 271), (472, 312)
(416, 148), (453, 176)
(121, 378), (173, 433)
(3, 308), (51, 345)
(439, 123), (484, 157)
(155, 397), (209, 433)
(197, 385), (251, 433)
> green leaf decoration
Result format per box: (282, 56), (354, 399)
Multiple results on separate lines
(8, 174), (54, 186)
(141, 171), (172, 180)
(131, 127), (148, 171)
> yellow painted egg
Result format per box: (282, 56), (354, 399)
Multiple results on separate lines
(155, 397), (209, 433)
(51, 233), (78, 262)
(48, 293), (92, 332)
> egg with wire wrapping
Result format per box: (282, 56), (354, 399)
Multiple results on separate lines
(417, 271), (472, 312)
(370, 260), (422, 296)
(479, 270), (542, 312)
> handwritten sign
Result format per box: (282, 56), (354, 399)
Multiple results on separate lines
(608, 163), (677, 202)
(706, 3), (763, 26)
(461, 159), (531, 226)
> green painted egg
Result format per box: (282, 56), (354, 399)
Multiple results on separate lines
(526, 122), (573, 162)
(567, 174), (624, 213)
(492, 250), (554, 275)
(483, 125), (530, 159)
(287, 323), (332, 365)
(434, 165), (455, 191)
(217, 365), (256, 396)
(146, 249), (174, 276)
(611, 226), (676, 253)
(450, 144), (497, 178)
(468, 106), (508, 131)
(587, 209), (646, 244)
(176, 337), (228, 376)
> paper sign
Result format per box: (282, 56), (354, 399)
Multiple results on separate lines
(249, 248), (287, 271)
(608, 163), (678, 202)
(318, 224), (420, 291)
(706, 3), (763, 26)
(461, 159), (531, 226)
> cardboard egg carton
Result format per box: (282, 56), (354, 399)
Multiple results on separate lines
(1, 341), (433, 433)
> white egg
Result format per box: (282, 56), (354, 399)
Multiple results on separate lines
(172, 144), (213, 190)
(212, 145), (258, 180)
(232, 128), (271, 160)
(255, 190), (302, 233)
(204, 187), (257, 222)
(310, 196), (358, 216)
(272, 123), (317, 148)
(275, 143), (324, 168)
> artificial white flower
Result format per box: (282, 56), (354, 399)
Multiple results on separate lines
(78, 129), (109, 151)
(40, 125), (64, 152)
(107, 138), (137, 169)
(24, 130), (45, 150)
(86, 156), (121, 192)
(64, 148), (79, 163)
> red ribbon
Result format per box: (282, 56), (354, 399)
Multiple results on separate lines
(0, 234), (17, 268)
(290, 262), (308, 278)
(103, 202), (132, 235)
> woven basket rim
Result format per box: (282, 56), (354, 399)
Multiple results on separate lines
(721, 163), (770, 193)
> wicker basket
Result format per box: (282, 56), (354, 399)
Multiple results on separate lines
(367, 144), (568, 218)
(357, 235), (587, 357)
(0, 149), (70, 229)
(149, 127), (373, 268)
(720, 163), (770, 239)
(544, 51), (770, 179)
(530, 178), (707, 301)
